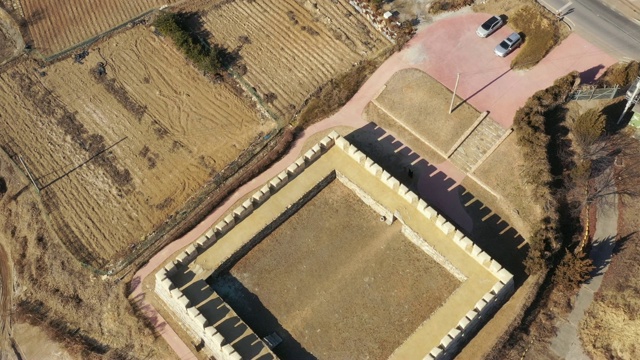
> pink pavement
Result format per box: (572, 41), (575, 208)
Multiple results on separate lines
(129, 13), (617, 359)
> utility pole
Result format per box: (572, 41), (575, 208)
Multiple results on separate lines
(18, 154), (39, 193)
(618, 76), (640, 124)
(449, 72), (460, 114)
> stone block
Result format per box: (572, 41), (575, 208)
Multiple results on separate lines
(233, 205), (249, 220)
(491, 282), (504, 295)
(348, 149), (366, 163)
(448, 327), (461, 340)
(196, 234), (215, 249)
(155, 269), (166, 282)
(211, 333), (224, 347)
(440, 334), (452, 347)
(229, 352), (242, 360)
(194, 314), (208, 328)
(457, 316), (470, 330)
(295, 157), (305, 168)
(438, 221), (455, 235)
(435, 215), (446, 228)
(458, 237), (473, 251)
(269, 177), (283, 191)
(174, 252), (188, 265)
(328, 130), (340, 139)
(186, 244), (197, 256)
(311, 144), (322, 154)
(429, 347), (443, 359)
(304, 148), (320, 163)
(403, 190), (419, 205)
(474, 299), (487, 312)
(382, 173), (400, 190)
(286, 162), (303, 176)
(277, 171), (288, 182)
(497, 268), (514, 284)
(253, 189), (270, 205)
(476, 251), (491, 266)
(470, 244), (483, 257)
(465, 309), (478, 321)
(335, 136), (349, 150)
(366, 163), (383, 177)
(170, 288), (182, 299)
(320, 136), (335, 150)
(164, 263), (177, 276)
(177, 295), (191, 309)
(483, 292), (495, 304)
(222, 344), (235, 356)
(453, 230), (465, 242)
(489, 259), (502, 273)
(223, 214), (235, 226)
(187, 306), (200, 318)
(204, 326), (218, 337)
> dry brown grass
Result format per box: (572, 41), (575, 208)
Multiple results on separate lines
(596, 61), (640, 87)
(580, 199), (640, 359)
(0, 152), (172, 358)
(429, 0), (474, 14)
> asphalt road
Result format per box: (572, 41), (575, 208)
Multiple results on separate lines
(539, 0), (640, 60)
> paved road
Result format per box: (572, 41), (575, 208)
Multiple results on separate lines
(550, 191), (619, 359)
(539, 0), (640, 60)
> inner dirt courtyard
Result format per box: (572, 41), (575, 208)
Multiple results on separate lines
(208, 180), (461, 359)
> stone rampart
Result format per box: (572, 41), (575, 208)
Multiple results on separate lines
(155, 131), (514, 360)
(155, 267), (256, 360)
(329, 132), (514, 360)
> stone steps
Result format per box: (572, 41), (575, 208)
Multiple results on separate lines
(449, 118), (506, 172)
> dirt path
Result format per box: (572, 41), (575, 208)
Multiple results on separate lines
(0, 241), (14, 360)
(550, 190), (619, 359)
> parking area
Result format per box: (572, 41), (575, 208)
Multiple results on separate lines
(403, 13), (617, 128)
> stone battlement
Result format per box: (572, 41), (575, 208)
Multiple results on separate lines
(154, 131), (514, 360)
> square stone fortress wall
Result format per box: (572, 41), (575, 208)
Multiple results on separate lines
(154, 131), (514, 360)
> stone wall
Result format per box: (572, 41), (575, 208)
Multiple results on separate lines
(154, 131), (514, 360)
(330, 132), (514, 360)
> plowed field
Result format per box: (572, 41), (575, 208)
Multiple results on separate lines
(19, 0), (176, 55)
(199, 0), (391, 119)
(0, 27), (272, 269)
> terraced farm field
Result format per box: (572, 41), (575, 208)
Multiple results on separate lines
(199, 0), (391, 120)
(0, 26), (272, 269)
(19, 0), (176, 56)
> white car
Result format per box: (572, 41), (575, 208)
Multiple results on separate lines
(494, 32), (522, 57)
(476, 16), (504, 38)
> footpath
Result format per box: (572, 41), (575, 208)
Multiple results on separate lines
(550, 191), (619, 358)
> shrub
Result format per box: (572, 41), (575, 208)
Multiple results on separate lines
(513, 72), (579, 273)
(572, 109), (605, 150)
(154, 12), (229, 73)
(596, 61), (640, 87)
(428, 0), (475, 14)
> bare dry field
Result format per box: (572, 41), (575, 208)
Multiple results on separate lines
(210, 180), (460, 360)
(0, 26), (272, 269)
(19, 0), (176, 56)
(196, 0), (392, 120)
(372, 68), (479, 154)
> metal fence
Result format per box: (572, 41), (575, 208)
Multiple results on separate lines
(569, 86), (619, 101)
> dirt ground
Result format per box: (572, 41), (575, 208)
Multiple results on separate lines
(471, 133), (539, 238)
(194, 0), (391, 121)
(11, 322), (73, 359)
(19, 0), (175, 56)
(580, 196), (640, 359)
(0, 151), (173, 358)
(0, 26), (272, 270)
(372, 68), (480, 155)
(210, 180), (460, 360)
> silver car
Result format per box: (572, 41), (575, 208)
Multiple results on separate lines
(494, 32), (522, 57)
(476, 15), (504, 38)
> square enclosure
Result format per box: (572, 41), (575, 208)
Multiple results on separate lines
(208, 180), (461, 359)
